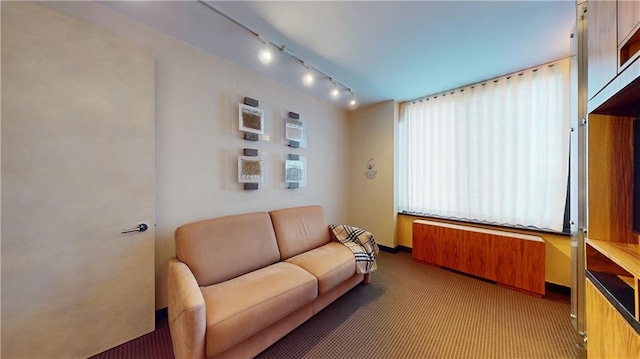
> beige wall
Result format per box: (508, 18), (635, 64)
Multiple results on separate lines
(397, 214), (572, 287)
(347, 101), (398, 248)
(39, 2), (350, 309)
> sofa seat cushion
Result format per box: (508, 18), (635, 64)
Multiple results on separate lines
(285, 242), (356, 295)
(201, 262), (317, 357)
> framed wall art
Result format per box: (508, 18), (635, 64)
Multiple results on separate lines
(238, 155), (264, 183)
(239, 103), (264, 135)
(284, 154), (306, 189)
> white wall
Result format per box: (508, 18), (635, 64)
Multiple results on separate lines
(39, 2), (350, 309)
(348, 101), (398, 248)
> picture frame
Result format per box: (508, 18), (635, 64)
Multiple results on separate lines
(238, 156), (265, 183)
(285, 116), (304, 143)
(239, 103), (264, 134)
(285, 159), (305, 184)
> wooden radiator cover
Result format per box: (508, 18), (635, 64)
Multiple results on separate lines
(412, 220), (546, 296)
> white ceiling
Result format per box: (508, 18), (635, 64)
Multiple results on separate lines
(98, 1), (576, 110)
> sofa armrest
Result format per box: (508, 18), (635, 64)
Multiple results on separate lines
(167, 257), (206, 359)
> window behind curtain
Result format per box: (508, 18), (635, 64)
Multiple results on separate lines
(399, 59), (571, 232)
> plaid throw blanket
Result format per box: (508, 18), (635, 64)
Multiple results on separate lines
(330, 224), (379, 274)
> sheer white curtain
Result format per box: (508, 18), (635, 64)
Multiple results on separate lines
(399, 59), (571, 231)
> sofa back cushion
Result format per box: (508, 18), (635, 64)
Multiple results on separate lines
(269, 205), (330, 260)
(175, 212), (280, 287)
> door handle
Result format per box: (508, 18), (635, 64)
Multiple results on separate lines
(121, 223), (148, 234)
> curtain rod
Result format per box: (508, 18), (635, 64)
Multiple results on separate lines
(404, 56), (572, 105)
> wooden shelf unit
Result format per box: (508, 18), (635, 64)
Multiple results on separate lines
(583, 2), (640, 356)
(586, 238), (640, 326)
(412, 220), (545, 296)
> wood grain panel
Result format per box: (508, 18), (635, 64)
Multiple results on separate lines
(495, 237), (545, 296)
(494, 237), (520, 288)
(586, 279), (640, 358)
(412, 222), (427, 262)
(587, 239), (640, 278)
(464, 232), (495, 280)
(588, 114), (637, 244)
(442, 229), (464, 270)
(412, 222), (442, 265)
(519, 240), (546, 295)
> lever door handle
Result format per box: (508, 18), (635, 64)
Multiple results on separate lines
(121, 223), (148, 234)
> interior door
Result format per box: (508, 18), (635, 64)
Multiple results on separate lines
(2, 3), (155, 358)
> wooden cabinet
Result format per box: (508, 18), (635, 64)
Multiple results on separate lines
(619, 0), (640, 71)
(586, 279), (640, 358)
(583, 1), (640, 357)
(618, 0), (640, 46)
(587, 0), (618, 100)
(412, 220), (544, 296)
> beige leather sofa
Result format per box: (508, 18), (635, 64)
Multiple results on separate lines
(167, 205), (371, 359)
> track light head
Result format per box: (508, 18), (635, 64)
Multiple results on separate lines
(330, 80), (340, 100)
(257, 36), (272, 65)
(348, 90), (358, 109)
(302, 65), (314, 87)
(258, 48), (272, 65)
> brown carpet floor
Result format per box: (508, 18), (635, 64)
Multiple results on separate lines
(92, 251), (577, 359)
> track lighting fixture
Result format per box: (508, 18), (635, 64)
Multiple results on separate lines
(302, 64), (315, 87)
(257, 37), (273, 65)
(348, 90), (358, 109)
(330, 80), (341, 100)
(198, 1), (358, 109)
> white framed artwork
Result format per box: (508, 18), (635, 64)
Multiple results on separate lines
(238, 156), (265, 183)
(238, 103), (264, 134)
(285, 160), (304, 183)
(285, 116), (304, 143)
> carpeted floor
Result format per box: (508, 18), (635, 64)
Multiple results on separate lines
(92, 251), (577, 359)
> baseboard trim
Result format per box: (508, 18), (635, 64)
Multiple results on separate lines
(379, 245), (412, 254)
(545, 282), (571, 297)
(378, 245), (397, 253)
(397, 245), (412, 253)
(156, 307), (168, 321)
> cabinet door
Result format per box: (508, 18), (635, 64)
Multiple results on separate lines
(588, 0), (618, 99)
(586, 279), (640, 358)
(412, 223), (428, 262)
(412, 223), (442, 265)
(441, 229), (464, 270)
(618, 0), (640, 46)
(464, 233), (495, 280)
(494, 237), (545, 295)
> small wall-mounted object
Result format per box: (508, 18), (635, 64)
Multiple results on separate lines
(285, 154), (305, 189)
(365, 158), (377, 179)
(243, 97), (259, 108)
(243, 148), (258, 156)
(238, 149), (264, 190)
(239, 97), (264, 141)
(286, 111), (303, 148)
(244, 183), (259, 190)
